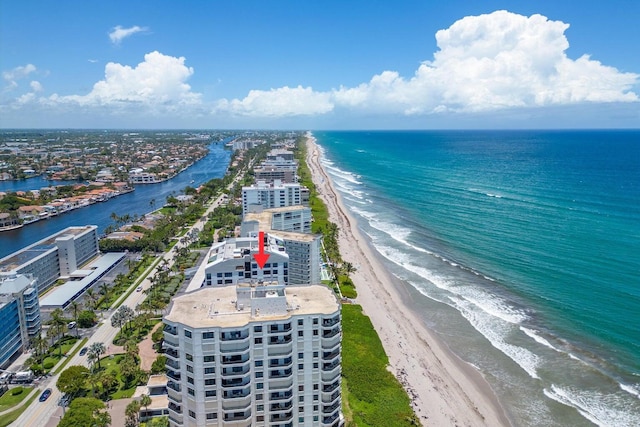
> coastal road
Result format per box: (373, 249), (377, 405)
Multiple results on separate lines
(14, 165), (250, 426)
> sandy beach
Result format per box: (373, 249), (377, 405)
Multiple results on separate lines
(306, 135), (511, 427)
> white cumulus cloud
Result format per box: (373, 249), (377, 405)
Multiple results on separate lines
(2, 64), (37, 91)
(109, 25), (147, 45)
(216, 86), (333, 117)
(58, 51), (201, 108)
(220, 10), (638, 118)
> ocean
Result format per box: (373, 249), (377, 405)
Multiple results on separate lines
(313, 130), (640, 426)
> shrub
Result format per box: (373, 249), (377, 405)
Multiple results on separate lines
(43, 361), (55, 369)
(11, 388), (23, 396)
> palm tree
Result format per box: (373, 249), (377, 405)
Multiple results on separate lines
(88, 342), (107, 370)
(125, 399), (141, 427)
(85, 288), (98, 311)
(30, 334), (49, 364)
(69, 300), (82, 337)
(140, 394), (152, 416)
(342, 261), (357, 276)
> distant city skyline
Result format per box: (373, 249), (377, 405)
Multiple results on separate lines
(1, 1), (639, 129)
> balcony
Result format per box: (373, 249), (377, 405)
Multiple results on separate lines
(221, 354), (249, 365)
(322, 412), (340, 425)
(223, 410), (251, 422)
(322, 317), (340, 327)
(166, 359), (180, 370)
(323, 360), (340, 372)
(322, 327), (340, 339)
(321, 339), (340, 352)
(166, 370), (181, 381)
(269, 368), (292, 379)
(221, 396), (251, 411)
(270, 391), (293, 401)
(269, 357), (292, 368)
(219, 339), (250, 354)
(220, 330), (249, 341)
(167, 387), (182, 403)
(321, 369), (341, 383)
(221, 377), (251, 388)
(268, 323), (292, 333)
(221, 364), (250, 376)
(164, 336), (179, 348)
(168, 415), (183, 426)
(322, 390), (340, 404)
(165, 348), (179, 359)
(323, 401), (341, 414)
(164, 324), (178, 335)
(268, 334), (292, 345)
(168, 402), (182, 414)
(167, 381), (181, 392)
(222, 387), (251, 399)
(323, 380), (340, 393)
(323, 349), (340, 361)
(270, 411), (293, 423)
(270, 401), (293, 412)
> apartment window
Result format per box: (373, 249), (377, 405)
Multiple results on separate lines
(313, 384), (318, 391)
(188, 388), (195, 396)
(256, 393), (263, 401)
(299, 385), (304, 392)
(299, 406), (304, 413)
(257, 404), (264, 411)
(203, 355), (214, 363)
(205, 367), (215, 374)
(313, 351), (318, 357)
(298, 363), (304, 370)
(257, 382), (263, 389)
(187, 376), (194, 384)
(186, 365), (193, 373)
(314, 405), (319, 411)
(256, 371), (263, 378)
(313, 318), (318, 325)
(255, 360), (263, 367)
(299, 396), (304, 402)
(202, 331), (214, 339)
(255, 337), (263, 344)
(184, 330), (192, 338)
(299, 417), (305, 423)
(205, 390), (216, 397)
(298, 352), (304, 359)
(186, 353), (193, 361)
(189, 410), (196, 419)
(205, 379), (215, 386)
(298, 319), (304, 326)
(314, 416), (319, 421)
(313, 329), (319, 336)
(206, 413), (217, 420)
(314, 394), (319, 401)
(298, 331), (304, 337)
(257, 416), (264, 422)
(254, 325), (262, 333)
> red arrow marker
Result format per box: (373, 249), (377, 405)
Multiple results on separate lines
(253, 231), (270, 269)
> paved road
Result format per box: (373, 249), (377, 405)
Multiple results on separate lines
(13, 165), (249, 427)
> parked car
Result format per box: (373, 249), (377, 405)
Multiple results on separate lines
(136, 286), (143, 292)
(39, 388), (52, 402)
(79, 347), (88, 356)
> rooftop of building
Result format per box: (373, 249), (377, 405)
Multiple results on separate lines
(164, 283), (339, 328)
(0, 273), (36, 295)
(39, 252), (125, 308)
(243, 207), (319, 243)
(206, 237), (288, 266)
(0, 225), (97, 272)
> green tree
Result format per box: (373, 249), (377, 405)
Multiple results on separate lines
(140, 394), (152, 415)
(58, 397), (111, 427)
(77, 310), (97, 328)
(125, 399), (141, 427)
(87, 342), (106, 371)
(69, 300), (82, 338)
(57, 365), (89, 397)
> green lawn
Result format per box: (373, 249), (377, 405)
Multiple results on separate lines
(0, 386), (32, 412)
(0, 392), (37, 427)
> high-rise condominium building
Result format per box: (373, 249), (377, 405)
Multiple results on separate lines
(163, 282), (344, 427)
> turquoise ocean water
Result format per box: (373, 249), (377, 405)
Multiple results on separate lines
(314, 130), (640, 426)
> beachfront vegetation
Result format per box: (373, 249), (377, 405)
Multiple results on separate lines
(296, 136), (418, 426)
(342, 305), (419, 426)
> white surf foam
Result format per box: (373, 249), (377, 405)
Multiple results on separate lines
(520, 327), (563, 353)
(544, 385), (639, 427)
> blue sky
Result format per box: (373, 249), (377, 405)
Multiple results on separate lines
(1, 0), (639, 129)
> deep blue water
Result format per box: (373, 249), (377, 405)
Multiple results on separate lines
(0, 140), (231, 258)
(315, 130), (640, 426)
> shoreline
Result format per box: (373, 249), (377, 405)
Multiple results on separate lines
(305, 135), (511, 426)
